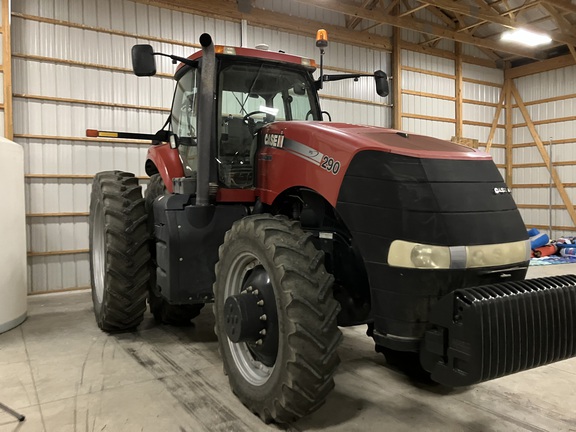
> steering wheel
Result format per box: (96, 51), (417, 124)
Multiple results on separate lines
(306, 110), (332, 121)
(243, 110), (274, 135)
(243, 110), (270, 123)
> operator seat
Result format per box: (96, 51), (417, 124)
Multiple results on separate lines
(221, 117), (253, 156)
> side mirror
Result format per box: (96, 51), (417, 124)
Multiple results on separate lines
(132, 44), (156, 77)
(374, 70), (389, 97)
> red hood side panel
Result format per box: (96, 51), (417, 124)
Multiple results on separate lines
(257, 122), (492, 207)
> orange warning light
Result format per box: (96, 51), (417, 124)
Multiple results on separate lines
(316, 29), (328, 48)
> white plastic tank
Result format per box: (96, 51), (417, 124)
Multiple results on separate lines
(0, 137), (27, 333)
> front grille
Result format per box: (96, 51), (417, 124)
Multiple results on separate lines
(422, 275), (576, 386)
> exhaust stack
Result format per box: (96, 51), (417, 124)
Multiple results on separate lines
(196, 33), (215, 206)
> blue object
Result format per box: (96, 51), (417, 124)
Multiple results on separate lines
(529, 231), (549, 249)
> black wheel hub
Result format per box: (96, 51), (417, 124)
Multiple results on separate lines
(224, 266), (279, 366)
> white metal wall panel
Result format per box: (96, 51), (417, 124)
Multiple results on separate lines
(402, 93), (454, 118)
(463, 63), (503, 84)
(400, 50), (456, 139)
(403, 118), (455, 140)
(402, 50), (455, 75)
(463, 81), (502, 104)
(515, 66), (576, 103)
(489, 148), (505, 166)
(461, 44), (492, 60)
(511, 68), (576, 234)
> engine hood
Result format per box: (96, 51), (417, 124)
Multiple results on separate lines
(262, 121), (492, 161)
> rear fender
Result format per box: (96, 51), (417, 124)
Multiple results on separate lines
(145, 144), (185, 193)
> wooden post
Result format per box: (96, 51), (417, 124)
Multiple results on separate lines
(505, 78), (513, 187)
(2, 0), (12, 140)
(484, 86), (505, 153)
(455, 42), (463, 138)
(510, 81), (576, 226)
(392, 24), (402, 130)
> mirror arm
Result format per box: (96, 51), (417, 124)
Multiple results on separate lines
(153, 52), (197, 67)
(321, 73), (374, 82)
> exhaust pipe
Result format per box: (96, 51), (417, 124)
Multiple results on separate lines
(196, 33), (215, 206)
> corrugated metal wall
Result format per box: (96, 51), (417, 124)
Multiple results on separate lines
(13, 0), (392, 293)
(512, 65), (576, 239)
(399, 36), (505, 174)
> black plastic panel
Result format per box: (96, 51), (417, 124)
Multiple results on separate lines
(154, 195), (247, 304)
(336, 150), (529, 346)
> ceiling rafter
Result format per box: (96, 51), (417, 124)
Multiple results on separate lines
(541, 2), (576, 63)
(418, 3), (500, 60)
(294, 0), (545, 59)
(417, 0), (576, 47)
(346, 0), (381, 30)
(540, 0), (576, 16)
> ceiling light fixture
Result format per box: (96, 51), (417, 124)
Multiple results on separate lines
(501, 29), (552, 47)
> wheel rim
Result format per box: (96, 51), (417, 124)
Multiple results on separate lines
(91, 199), (107, 304)
(224, 251), (276, 386)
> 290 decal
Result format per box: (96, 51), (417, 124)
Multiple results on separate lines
(321, 155), (341, 175)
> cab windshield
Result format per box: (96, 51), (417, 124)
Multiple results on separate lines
(217, 61), (318, 188)
(170, 59), (319, 188)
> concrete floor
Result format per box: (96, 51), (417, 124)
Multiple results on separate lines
(1, 264), (576, 432)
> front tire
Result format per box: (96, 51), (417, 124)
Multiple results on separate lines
(214, 214), (342, 423)
(89, 171), (150, 331)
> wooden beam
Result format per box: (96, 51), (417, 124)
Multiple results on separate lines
(418, 0), (576, 47)
(347, 0), (381, 29)
(513, 115), (576, 128)
(28, 286), (91, 296)
(510, 81), (576, 226)
(455, 42), (463, 138)
(541, 3), (576, 63)
(293, 0), (544, 59)
(485, 84), (506, 153)
(505, 78), (513, 186)
(27, 212), (89, 218)
(28, 249), (89, 257)
(505, 54), (576, 79)
(14, 133), (151, 145)
(540, 0), (576, 15)
(14, 94), (169, 113)
(137, 0), (394, 51)
(513, 183), (576, 188)
(400, 40), (498, 68)
(3, 0), (13, 140)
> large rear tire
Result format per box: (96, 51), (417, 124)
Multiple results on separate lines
(89, 171), (150, 331)
(145, 174), (203, 325)
(214, 214), (342, 423)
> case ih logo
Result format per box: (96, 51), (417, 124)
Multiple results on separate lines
(264, 133), (284, 148)
(493, 187), (511, 195)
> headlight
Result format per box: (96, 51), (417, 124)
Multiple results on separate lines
(388, 239), (530, 269)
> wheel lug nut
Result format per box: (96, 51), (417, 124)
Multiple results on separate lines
(246, 286), (253, 292)
(259, 329), (266, 336)
(256, 300), (264, 306)
(255, 339), (263, 345)
(259, 314), (267, 321)
(252, 289), (259, 295)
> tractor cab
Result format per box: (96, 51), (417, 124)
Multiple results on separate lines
(169, 46), (322, 189)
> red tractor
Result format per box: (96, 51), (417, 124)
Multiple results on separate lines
(88, 32), (576, 424)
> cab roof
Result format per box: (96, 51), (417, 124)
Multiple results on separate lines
(176, 45), (317, 75)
